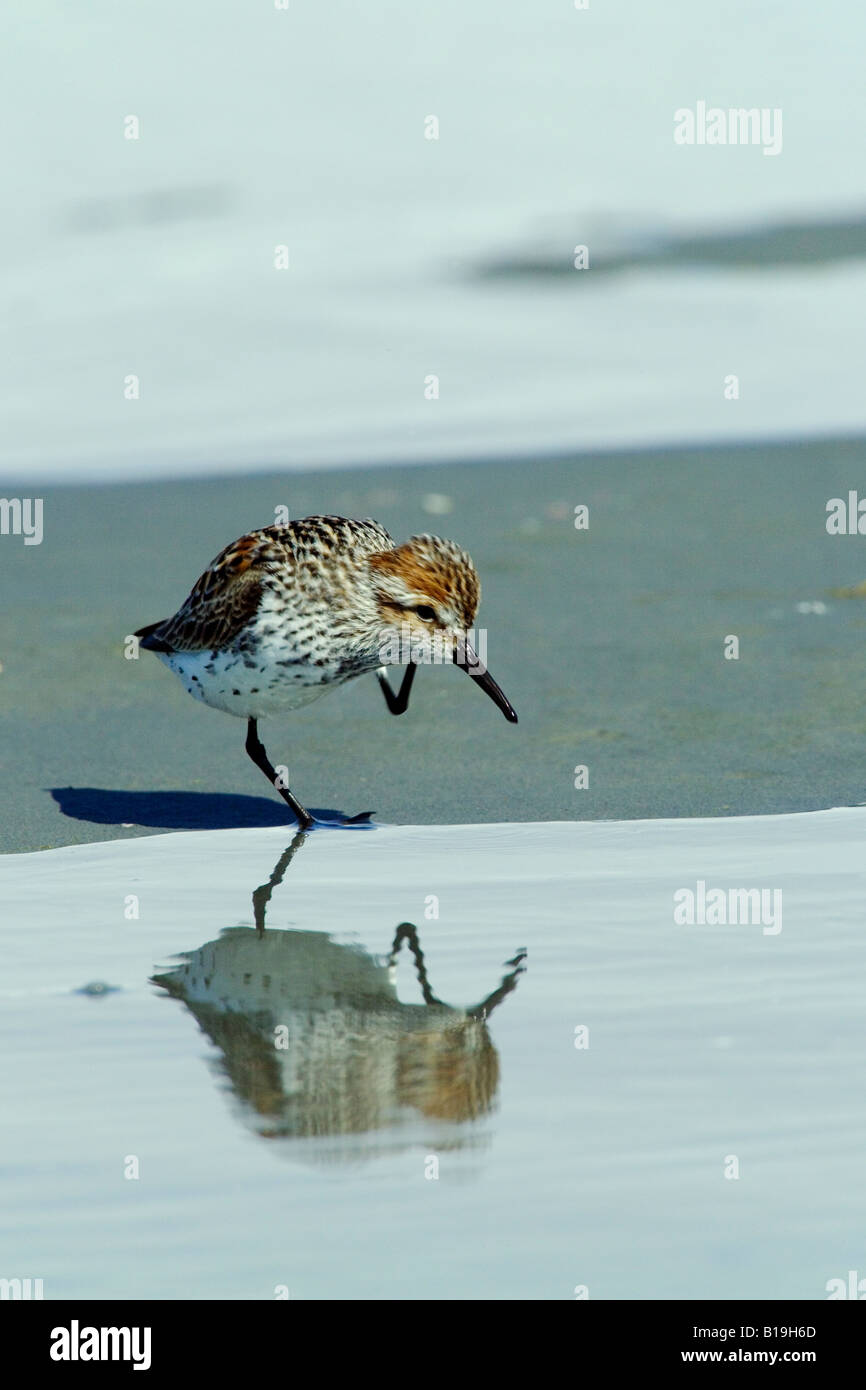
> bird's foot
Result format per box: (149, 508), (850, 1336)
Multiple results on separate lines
(308, 809), (376, 829)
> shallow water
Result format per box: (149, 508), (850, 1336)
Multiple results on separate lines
(1, 813), (864, 1299)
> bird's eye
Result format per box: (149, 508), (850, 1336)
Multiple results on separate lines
(414, 605), (437, 622)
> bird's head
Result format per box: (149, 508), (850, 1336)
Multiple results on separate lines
(368, 534), (517, 722)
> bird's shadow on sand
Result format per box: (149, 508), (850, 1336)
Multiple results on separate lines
(49, 787), (364, 831)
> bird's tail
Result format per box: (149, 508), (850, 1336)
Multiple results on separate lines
(134, 621), (173, 653)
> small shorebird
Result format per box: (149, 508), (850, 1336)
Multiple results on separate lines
(136, 515), (517, 827)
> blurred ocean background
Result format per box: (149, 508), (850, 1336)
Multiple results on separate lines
(3, 0), (866, 482)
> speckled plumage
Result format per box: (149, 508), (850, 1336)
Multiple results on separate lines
(135, 514), (516, 826)
(137, 516), (478, 717)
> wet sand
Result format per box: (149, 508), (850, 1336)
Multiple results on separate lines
(2, 437), (866, 852)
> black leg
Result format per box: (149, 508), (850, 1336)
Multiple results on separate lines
(253, 830), (308, 934)
(377, 663), (416, 715)
(388, 923), (446, 1005)
(468, 949), (528, 1021)
(245, 718), (314, 829)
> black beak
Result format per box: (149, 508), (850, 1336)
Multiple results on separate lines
(453, 639), (518, 723)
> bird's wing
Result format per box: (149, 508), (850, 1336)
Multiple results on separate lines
(136, 529), (276, 653)
(135, 517), (393, 654)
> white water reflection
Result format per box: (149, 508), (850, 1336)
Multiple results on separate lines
(153, 833), (525, 1158)
(1, 814), (865, 1298)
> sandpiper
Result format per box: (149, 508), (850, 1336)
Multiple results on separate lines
(135, 515), (517, 827)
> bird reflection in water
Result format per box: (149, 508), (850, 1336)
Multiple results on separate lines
(151, 832), (526, 1158)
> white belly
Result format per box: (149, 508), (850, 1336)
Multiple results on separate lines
(160, 647), (341, 719)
